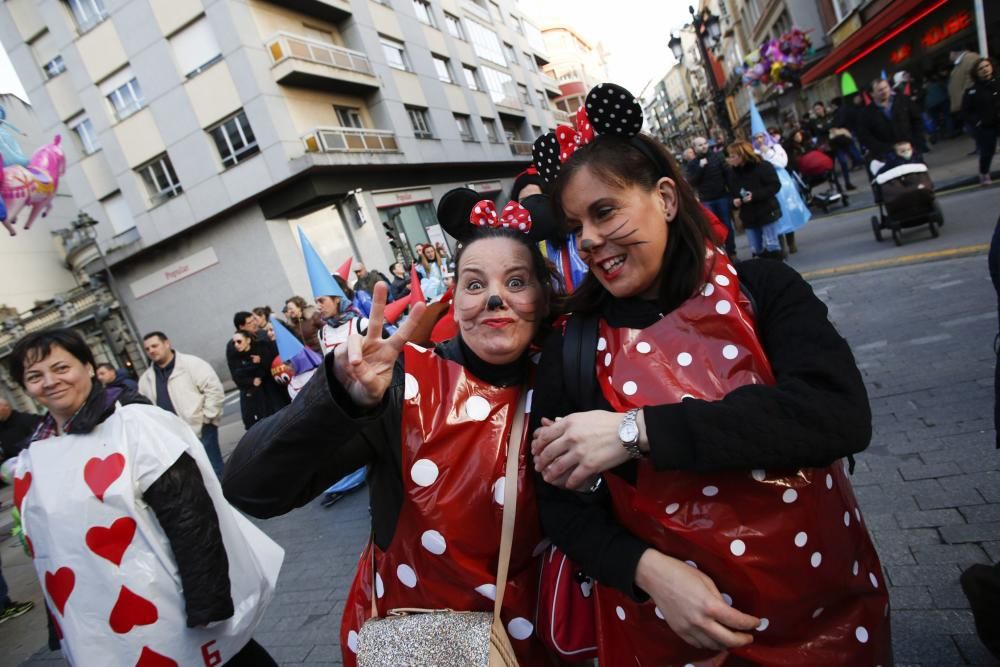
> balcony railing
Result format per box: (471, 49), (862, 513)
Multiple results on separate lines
(553, 109), (573, 124)
(509, 141), (533, 156)
(266, 32), (373, 76)
(303, 127), (400, 153)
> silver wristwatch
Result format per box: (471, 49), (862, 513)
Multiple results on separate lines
(618, 408), (642, 459)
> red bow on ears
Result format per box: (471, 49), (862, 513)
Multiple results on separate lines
(554, 106), (597, 163)
(469, 200), (532, 233)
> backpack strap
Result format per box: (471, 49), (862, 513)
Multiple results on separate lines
(562, 313), (601, 411)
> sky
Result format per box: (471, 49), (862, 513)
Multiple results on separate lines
(518, 0), (694, 97)
(0, 44), (30, 103)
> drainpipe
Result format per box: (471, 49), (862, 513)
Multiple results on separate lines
(974, 0), (988, 56)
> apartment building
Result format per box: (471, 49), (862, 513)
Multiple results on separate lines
(0, 0), (559, 373)
(538, 24), (608, 124)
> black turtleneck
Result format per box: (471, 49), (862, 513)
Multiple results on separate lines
(222, 335), (534, 552)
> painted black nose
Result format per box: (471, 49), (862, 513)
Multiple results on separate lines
(487, 295), (503, 311)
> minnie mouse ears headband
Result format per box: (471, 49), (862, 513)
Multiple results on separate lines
(533, 82), (660, 183)
(437, 188), (557, 243)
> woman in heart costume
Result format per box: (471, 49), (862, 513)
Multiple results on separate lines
(6, 328), (283, 666)
(223, 190), (569, 666)
(529, 83), (892, 665)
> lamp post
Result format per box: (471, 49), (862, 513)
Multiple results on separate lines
(670, 5), (732, 142)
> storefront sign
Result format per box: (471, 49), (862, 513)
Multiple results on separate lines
(920, 10), (972, 48)
(129, 248), (218, 299)
(372, 188), (433, 209)
(889, 44), (912, 65)
(467, 180), (502, 194)
(831, 14), (862, 48)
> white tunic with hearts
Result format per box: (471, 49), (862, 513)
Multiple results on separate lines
(12, 404), (284, 667)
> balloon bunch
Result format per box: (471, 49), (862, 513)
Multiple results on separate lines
(736, 28), (813, 92)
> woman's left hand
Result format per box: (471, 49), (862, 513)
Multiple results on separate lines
(531, 411), (643, 490)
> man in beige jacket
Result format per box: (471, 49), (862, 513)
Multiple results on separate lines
(950, 47), (979, 114)
(139, 331), (226, 476)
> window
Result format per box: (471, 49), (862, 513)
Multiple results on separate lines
(444, 13), (464, 40)
(406, 106), (434, 139)
(481, 66), (516, 106)
(102, 192), (135, 235)
(412, 0), (436, 27)
(466, 20), (506, 66)
(301, 25), (335, 44)
(168, 17), (222, 79)
(454, 114), (475, 141)
(503, 43), (517, 66)
(482, 118), (500, 143)
(511, 16), (523, 34)
(432, 55), (453, 83)
(99, 68), (145, 121)
(137, 154), (182, 204)
(209, 111), (259, 168)
(531, 124), (541, 139)
(833, 0), (861, 22)
(335, 106), (364, 128)
(68, 0), (108, 32)
(68, 113), (100, 155)
(44, 56), (66, 79)
(489, 1), (502, 21)
(381, 37), (410, 71)
(463, 65), (480, 91)
(517, 84), (530, 105)
(535, 90), (548, 109)
(523, 52), (536, 72)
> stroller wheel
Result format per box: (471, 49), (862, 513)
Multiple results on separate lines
(842, 195), (850, 207)
(932, 201), (944, 226)
(871, 215), (883, 242)
(892, 228), (903, 246)
(929, 219), (940, 238)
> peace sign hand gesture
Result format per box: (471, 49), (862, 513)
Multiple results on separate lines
(332, 282), (426, 408)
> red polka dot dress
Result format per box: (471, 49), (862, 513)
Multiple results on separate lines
(338, 344), (552, 666)
(591, 246), (891, 666)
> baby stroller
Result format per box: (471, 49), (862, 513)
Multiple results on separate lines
(869, 160), (942, 246)
(793, 149), (849, 213)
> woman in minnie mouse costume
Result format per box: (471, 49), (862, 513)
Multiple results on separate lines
(223, 192), (567, 665)
(529, 83), (891, 665)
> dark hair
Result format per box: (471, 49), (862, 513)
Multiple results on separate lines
(233, 311), (254, 329)
(550, 133), (713, 316)
(285, 296), (309, 312)
(870, 77), (889, 91)
(232, 330), (253, 343)
(96, 362), (116, 372)
(143, 331), (168, 343)
(10, 328), (96, 387)
(253, 306), (272, 321)
(973, 57), (996, 83)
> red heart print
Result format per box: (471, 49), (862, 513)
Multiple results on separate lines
(109, 585), (158, 634)
(135, 646), (178, 667)
(13, 472), (31, 512)
(84, 453), (126, 501)
(86, 517), (137, 566)
(44, 567), (75, 615)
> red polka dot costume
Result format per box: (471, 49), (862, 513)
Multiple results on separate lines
(590, 246), (891, 666)
(338, 344), (552, 666)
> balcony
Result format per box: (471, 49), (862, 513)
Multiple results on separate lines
(303, 127), (401, 153)
(509, 141), (533, 157)
(553, 109), (573, 125)
(264, 0), (351, 22)
(266, 33), (378, 93)
(540, 73), (562, 96)
(495, 98), (525, 117)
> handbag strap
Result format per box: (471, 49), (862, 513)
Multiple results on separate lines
(367, 389), (528, 623)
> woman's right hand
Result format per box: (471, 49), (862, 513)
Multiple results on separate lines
(332, 282), (426, 408)
(635, 549), (759, 652)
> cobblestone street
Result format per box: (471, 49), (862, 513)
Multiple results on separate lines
(7, 251), (1000, 666)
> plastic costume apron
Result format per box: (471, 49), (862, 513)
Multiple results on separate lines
(590, 246), (890, 666)
(13, 404), (283, 667)
(773, 166), (811, 235)
(339, 344), (550, 666)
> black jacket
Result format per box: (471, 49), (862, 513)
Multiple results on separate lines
(857, 94), (926, 158)
(685, 150), (731, 201)
(33, 383), (233, 630)
(390, 274), (411, 301)
(228, 338), (288, 429)
(962, 77), (1000, 129)
(0, 410), (41, 459)
(531, 259), (873, 598)
(223, 337), (529, 552)
(727, 160), (781, 229)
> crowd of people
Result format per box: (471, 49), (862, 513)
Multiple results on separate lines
(2, 73), (998, 665)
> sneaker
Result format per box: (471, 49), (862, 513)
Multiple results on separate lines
(0, 600), (33, 624)
(985, 174), (994, 186)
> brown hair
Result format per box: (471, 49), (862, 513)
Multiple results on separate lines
(972, 57), (996, 83)
(551, 133), (714, 316)
(725, 140), (760, 164)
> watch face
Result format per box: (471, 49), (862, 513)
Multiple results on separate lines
(619, 420), (639, 444)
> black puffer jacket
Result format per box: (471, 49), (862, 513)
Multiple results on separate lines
(33, 383), (233, 634)
(962, 77), (1000, 129)
(727, 159), (781, 228)
(685, 150), (731, 201)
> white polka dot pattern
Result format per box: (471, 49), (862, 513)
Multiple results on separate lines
(397, 563), (417, 588)
(508, 617), (533, 640)
(410, 459), (439, 486)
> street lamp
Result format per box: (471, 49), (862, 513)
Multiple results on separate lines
(671, 5), (733, 142)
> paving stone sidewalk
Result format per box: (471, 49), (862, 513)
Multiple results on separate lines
(14, 253), (1000, 666)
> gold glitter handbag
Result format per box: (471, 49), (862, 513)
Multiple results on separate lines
(355, 393), (526, 666)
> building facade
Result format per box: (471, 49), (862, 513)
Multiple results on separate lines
(0, 0), (559, 375)
(539, 24), (608, 124)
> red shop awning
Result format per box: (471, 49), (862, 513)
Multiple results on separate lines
(800, 0), (952, 86)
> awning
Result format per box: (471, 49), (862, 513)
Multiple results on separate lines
(801, 0), (951, 86)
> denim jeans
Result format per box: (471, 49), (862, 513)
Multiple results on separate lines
(200, 423), (224, 477)
(745, 222), (781, 254)
(702, 197), (736, 254)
